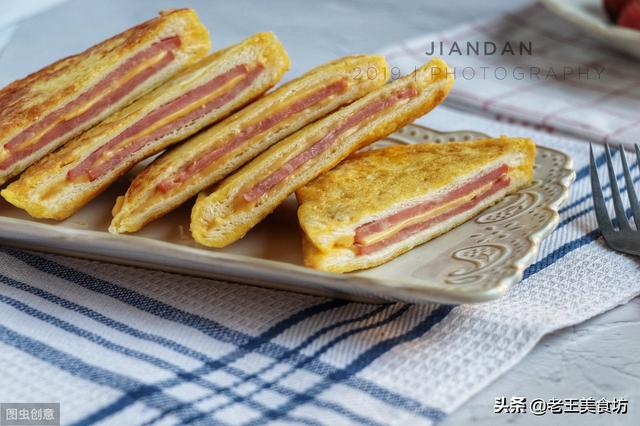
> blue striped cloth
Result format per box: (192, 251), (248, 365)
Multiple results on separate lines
(1, 106), (639, 425)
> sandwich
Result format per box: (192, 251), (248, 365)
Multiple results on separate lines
(296, 137), (536, 272)
(0, 8), (210, 186)
(2, 32), (290, 220)
(110, 55), (390, 234)
(190, 58), (455, 248)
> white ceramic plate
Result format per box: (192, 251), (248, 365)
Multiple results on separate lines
(541, 0), (640, 59)
(0, 125), (574, 304)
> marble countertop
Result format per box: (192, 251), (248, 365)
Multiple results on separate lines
(1, 1), (638, 424)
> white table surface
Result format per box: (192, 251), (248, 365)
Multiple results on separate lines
(0, 1), (638, 424)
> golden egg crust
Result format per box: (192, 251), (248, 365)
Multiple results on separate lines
(2, 32), (288, 221)
(296, 136), (536, 272)
(0, 8), (210, 184)
(109, 54), (386, 234)
(190, 58), (455, 248)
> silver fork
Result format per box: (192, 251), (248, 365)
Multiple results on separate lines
(590, 143), (640, 256)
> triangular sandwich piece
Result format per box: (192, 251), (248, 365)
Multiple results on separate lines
(0, 9), (210, 186)
(296, 136), (535, 272)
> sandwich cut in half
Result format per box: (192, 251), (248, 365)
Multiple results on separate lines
(191, 57), (455, 248)
(0, 8), (210, 186)
(296, 137), (536, 273)
(2, 32), (290, 220)
(110, 54), (390, 234)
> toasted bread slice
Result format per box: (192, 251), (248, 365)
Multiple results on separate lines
(2, 32), (289, 220)
(110, 54), (389, 234)
(191, 58), (455, 248)
(0, 8), (210, 186)
(297, 137), (536, 272)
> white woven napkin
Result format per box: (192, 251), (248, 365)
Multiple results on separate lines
(380, 2), (640, 148)
(1, 106), (639, 425)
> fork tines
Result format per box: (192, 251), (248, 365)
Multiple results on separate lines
(590, 143), (640, 256)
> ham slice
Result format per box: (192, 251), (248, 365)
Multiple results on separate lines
(355, 164), (509, 241)
(241, 85), (418, 203)
(67, 64), (262, 181)
(354, 169), (510, 255)
(0, 37), (181, 171)
(156, 78), (349, 193)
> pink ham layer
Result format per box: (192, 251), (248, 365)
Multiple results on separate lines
(355, 164), (509, 240)
(354, 167), (510, 256)
(241, 85), (419, 204)
(0, 37), (181, 171)
(156, 78), (349, 193)
(67, 64), (263, 182)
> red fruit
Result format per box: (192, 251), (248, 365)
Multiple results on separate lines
(604, 0), (631, 20)
(618, 0), (640, 29)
